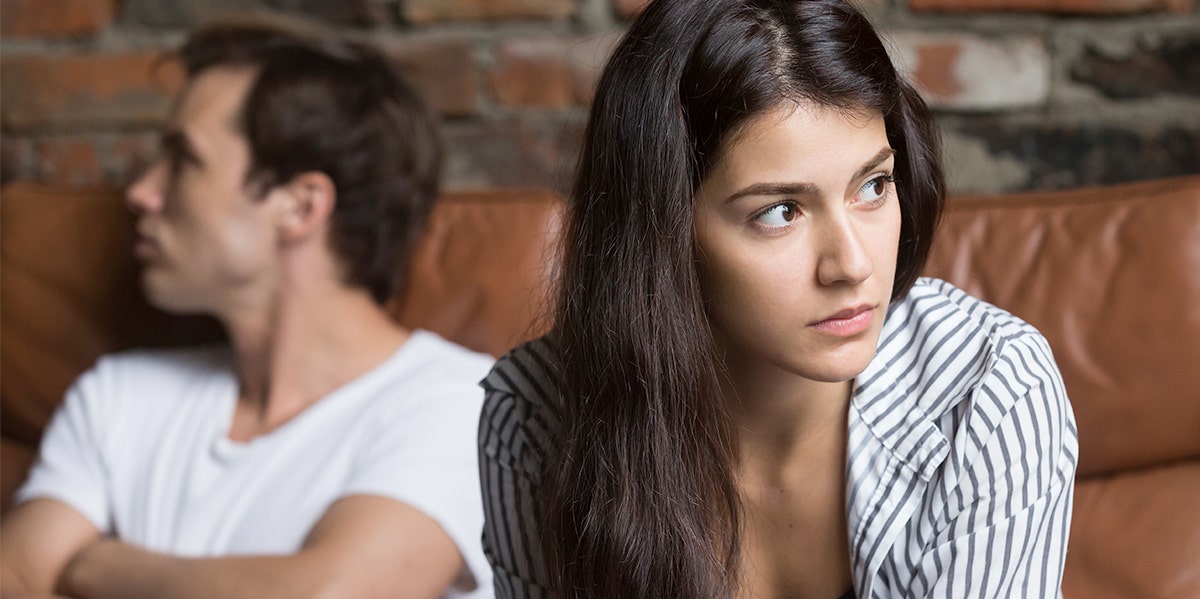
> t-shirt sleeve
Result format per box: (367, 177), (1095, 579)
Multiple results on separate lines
(341, 351), (494, 596)
(15, 360), (114, 533)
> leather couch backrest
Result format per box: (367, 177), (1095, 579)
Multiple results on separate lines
(391, 190), (561, 358)
(923, 175), (1200, 477)
(7, 177), (1199, 479)
(0, 182), (562, 449)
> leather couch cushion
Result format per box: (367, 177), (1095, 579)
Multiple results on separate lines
(1062, 460), (1200, 598)
(924, 176), (1200, 476)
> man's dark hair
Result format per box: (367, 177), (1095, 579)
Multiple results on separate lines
(177, 17), (442, 304)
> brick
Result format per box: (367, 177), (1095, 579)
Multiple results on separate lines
(0, 0), (116, 38)
(34, 137), (104, 186)
(947, 120), (1200, 191)
(888, 33), (1049, 111)
(939, 129), (1032, 194)
(386, 39), (480, 118)
(1071, 36), (1200, 99)
(403, 0), (575, 23)
(612, 0), (649, 18)
(122, 0), (383, 27)
(107, 132), (161, 185)
(489, 36), (616, 108)
(909, 0), (1192, 13)
(443, 118), (585, 194)
(26, 132), (160, 187)
(276, 0), (384, 25)
(1, 52), (183, 132)
(2, 137), (32, 186)
(613, 0), (891, 21)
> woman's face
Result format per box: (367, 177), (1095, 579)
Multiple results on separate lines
(694, 101), (901, 384)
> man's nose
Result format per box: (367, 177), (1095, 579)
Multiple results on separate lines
(126, 161), (167, 214)
(816, 216), (874, 287)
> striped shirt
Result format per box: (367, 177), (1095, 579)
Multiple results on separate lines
(478, 277), (1078, 598)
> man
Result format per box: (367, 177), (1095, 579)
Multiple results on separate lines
(0, 18), (493, 599)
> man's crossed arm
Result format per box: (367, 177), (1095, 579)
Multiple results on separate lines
(1, 494), (465, 599)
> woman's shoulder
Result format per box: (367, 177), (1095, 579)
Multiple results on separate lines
(863, 277), (1068, 422)
(883, 277), (1054, 375)
(894, 277), (1044, 345)
(479, 336), (563, 480)
(482, 336), (561, 403)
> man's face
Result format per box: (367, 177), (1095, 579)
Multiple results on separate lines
(127, 66), (282, 314)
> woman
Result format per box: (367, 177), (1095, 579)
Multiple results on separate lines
(479, 0), (1078, 597)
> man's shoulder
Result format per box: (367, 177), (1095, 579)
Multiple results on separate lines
(395, 330), (495, 373)
(379, 330), (495, 390)
(94, 344), (232, 375)
(65, 345), (235, 418)
(80, 345), (232, 396)
(349, 330), (495, 420)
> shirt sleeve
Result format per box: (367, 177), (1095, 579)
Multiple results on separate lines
(478, 387), (554, 599)
(910, 332), (1079, 599)
(342, 359), (493, 597)
(15, 360), (114, 533)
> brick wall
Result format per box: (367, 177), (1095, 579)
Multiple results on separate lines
(1, 0), (1196, 195)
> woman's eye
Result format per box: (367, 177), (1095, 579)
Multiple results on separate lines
(753, 203), (798, 228)
(858, 175), (894, 206)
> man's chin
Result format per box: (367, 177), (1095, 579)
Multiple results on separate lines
(141, 279), (207, 315)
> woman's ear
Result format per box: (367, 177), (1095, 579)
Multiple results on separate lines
(276, 171), (336, 243)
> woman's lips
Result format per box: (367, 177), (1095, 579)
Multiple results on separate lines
(810, 305), (875, 336)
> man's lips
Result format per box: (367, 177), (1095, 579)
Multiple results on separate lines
(133, 233), (158, 260)
(810, 304), (876, 336)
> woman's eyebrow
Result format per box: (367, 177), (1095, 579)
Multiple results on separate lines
(722, 147), (896, 205)
(851, 147), (896, 182)
(724, 181), (820, 204)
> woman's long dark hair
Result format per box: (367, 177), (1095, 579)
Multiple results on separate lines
(545, 0), (945, 596)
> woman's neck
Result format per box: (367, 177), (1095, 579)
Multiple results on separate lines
(724, 354), (856, 599)
(721, 353), (854, 479)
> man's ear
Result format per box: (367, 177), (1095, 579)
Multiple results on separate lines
(276, 171), (335, 243)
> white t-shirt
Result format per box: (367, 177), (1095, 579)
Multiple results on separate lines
(17, 329), (495, 598)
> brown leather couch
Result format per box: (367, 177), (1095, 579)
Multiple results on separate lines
(3, 176), (1198, 597)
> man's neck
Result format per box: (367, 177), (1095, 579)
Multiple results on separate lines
(219, 282), (409, 442)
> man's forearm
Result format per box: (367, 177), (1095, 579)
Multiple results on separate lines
(55, 495), (464, 599)
(2, 564), (66, 599)
(58, 540), (336, 599)
(1, 561), (33, 597)
(1, 498), (103, 599)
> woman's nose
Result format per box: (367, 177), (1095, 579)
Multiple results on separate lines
(816, 216), (874, 287)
